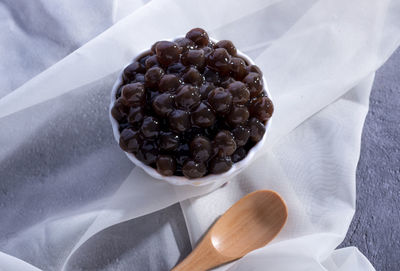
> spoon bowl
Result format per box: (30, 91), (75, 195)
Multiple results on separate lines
(172, 190), (287, 271)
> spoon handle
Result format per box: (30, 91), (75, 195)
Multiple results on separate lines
(171, 232), (230, 271)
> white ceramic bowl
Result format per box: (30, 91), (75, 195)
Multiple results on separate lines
(110, 37), (272, 186)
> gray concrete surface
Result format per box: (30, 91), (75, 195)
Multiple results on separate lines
(339, 47), (400, 270)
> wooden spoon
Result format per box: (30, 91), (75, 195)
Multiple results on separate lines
(172, 190), (288, 271)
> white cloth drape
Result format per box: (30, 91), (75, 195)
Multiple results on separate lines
(1, 0), (399, 270)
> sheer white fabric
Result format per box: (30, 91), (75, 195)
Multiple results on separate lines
(1, 0), (399, 270)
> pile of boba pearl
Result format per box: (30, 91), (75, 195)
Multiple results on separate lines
(111, 28), (273, 179)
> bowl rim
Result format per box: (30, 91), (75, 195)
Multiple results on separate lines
(109, 37), (272, 186)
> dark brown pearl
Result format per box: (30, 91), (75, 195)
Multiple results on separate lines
(247, 64), (263, 76)
(141, 116), (160, 138)
(207, 87), (232, 113)
(227, 81), (250, 105)
(215, 40), (237, 56)
(203, 68), (220, 85)
(220, 77), (236, 88)
(199, 82), (215, 99)
(156, 41), (181, 66)
(190, 136), (212, 162)
(159, 74), (181, 93)
(145, 55), (159, 69)
(121, 83), (145, 106)
(207, 48), (231, 75)
(151, 42), (159, 54)
(238, 55), (249, 65)
(119, 128), (142, 152)
(182, 67), (203, 86)
(123, 62), (145, 81)
(156, 155), (176, 176)
(232, 147), (247, 162)
(248, 117), (265, 142)
(137, 141), (158, 165)
(182, 49), (206, 69)
(168, 109), (191, 132)
(159, 131), (180, 150)
(230, 57), (248, 81)
(227, 105), (249, 126)
(118, 122), (130, 133)
(182, 159), (207, 178)
(134, 74), (145, 83)
(145, 67), (165, 89)
(232, 125), (250, 147)
(111, 98), (129, 122)
(166, 63), (186, 74)
(191, 102), (216, 128)
(174, 37), (195, 52)
(202, 46), (213, 58)
(128, 106), (144, 124)
(213, 130), (236, 156)
(209, 156), (232, 174)
(175, 85), (201, 109)
(243, 72), (263, 98)
(138, 52), (152, 66)
(186, 28), (209, 47)
(152, 93), (175, 117)
(250, 96), (274, 122)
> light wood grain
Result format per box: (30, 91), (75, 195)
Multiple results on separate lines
(172, 190), (287, 271)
